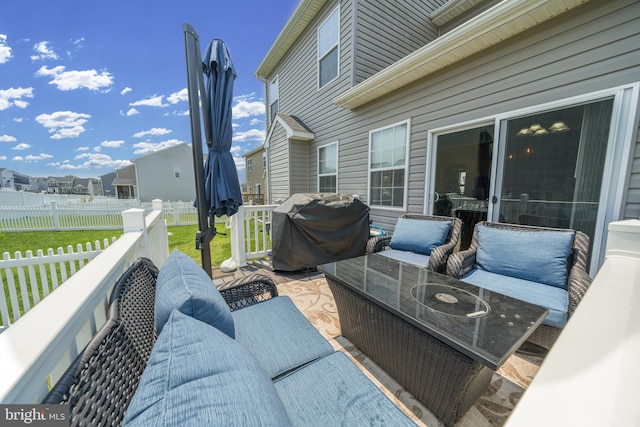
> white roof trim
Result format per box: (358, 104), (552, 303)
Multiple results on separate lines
(430, 0), (485, 26)
(333, 0), (590, 110)
(255, 0), (329, 80)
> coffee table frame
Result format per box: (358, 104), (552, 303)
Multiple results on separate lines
(327, 278), (493, 426)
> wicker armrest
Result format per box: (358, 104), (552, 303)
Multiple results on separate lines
(366, 235), (392, 254)
(218, 274), (278, 311)
(567, 268), (592, 317)
(446, 249), (477, 278)
(429, 240), (457, 273)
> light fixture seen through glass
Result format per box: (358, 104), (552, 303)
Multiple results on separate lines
(517, 120), (570, 136)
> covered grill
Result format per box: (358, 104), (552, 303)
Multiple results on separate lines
(271, 193), (370, 271)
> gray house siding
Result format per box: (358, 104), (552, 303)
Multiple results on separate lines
(268, 124), (290, 203)
(134, 144), (196, 203)
(353, 0), (442, 85)
(290, 141), (309, 195)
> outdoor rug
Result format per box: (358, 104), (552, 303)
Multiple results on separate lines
(277, 277), (544, 426)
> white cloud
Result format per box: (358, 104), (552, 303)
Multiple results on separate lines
(49, 153), (132, 170)
(0, 34), (12, 64)
(13, 118), (23, 123)
(132, 139), (183, 155)
(129, 95), (167, 107)
(35, 111), (91, 139)
(123, 108), (139, 116)
(31, 41), (59, 60)
(75, 146), (90, 151)
(233, 129), (265, 142)
(167, 88), (187, 104)
(232, 100), (265, 119)
(121, 87), (132, 95)
(13, 153), (53, 162)
(133, 128), (171, 138)
(0, 155), (6, 161)
(12, 143), (30, 150)
(100, 140), (125, 148)
(36, 65), (113, 91)
(0, 134), (17, 142)
(0, 87), (34, 110)
(250, 118), (262, 126)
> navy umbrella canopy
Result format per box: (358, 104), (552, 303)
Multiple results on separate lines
(202, 39), (243, 217)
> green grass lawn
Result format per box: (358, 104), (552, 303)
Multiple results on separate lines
(0, 225), (231, 267)
(0, 225), (232, 325)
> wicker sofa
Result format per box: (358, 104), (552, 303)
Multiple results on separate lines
(44, 250), (415, 426)
(446, 221), (592, 349)
(367, 214), (462, 272)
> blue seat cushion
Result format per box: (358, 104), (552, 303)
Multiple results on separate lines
(123, 310), (292, 427)
(232, 296), (335, 379)
(155, 249), (234, 338)
(274, 352), (415, 426)
(461, 269), (568, 328)
(390, 218), (451, 256)
(378, 249), (431, 268)
(475, 225), (574, 289)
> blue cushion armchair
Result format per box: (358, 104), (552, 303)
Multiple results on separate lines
(367, 214), (462, 272)
(446, 221), (592, 349)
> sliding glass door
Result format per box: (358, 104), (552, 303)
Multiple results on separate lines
(496, 99), (613, 264)
(429, 125), (493, 249)
(429, 96), (618, 267)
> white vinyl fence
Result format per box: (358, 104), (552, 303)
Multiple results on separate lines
(0, 238), (117, 329)
(0, 200), (200, 231)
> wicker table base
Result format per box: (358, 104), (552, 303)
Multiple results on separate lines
(328, 278), (493, 426)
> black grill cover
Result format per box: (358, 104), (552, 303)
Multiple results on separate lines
(271, 193), (370, 271)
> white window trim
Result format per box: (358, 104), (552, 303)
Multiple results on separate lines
(247, 158), (253, 172)
(424, 83), (640, 274)
(269, 77), (279, 123)
(368, 119), (411, 212)
(318, 141), (339, 193)
(317, 5), (340, 90)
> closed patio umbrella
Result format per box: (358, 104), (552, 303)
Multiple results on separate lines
(183, 24), (242, 276)
(202, 39), (243, 218)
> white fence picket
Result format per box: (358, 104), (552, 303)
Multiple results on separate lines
(0, 238), (117, 328)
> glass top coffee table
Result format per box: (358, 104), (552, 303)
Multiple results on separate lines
(319, 254), (548, 426)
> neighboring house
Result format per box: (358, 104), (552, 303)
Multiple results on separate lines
(243, 144), (269, 204)
(71, 178), (95, 195)
(100, 172), (117, 197)
(29, 177), (48, 193)
(47, 176), (75, 194)
(256, 0), (640, 274)
(131, 143), (196, 203)
(112, 165), (137, 200)
(0, 168), (15, 190)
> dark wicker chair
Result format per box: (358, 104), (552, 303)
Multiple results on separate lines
(446, 221), (592, 349)
(42, 258), (277, 427)
(366, 214), (462, 273)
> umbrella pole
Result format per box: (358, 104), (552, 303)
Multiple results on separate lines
(183, 23), (213, 277)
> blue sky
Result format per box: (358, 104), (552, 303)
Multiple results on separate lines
(0, 0), (299, 183)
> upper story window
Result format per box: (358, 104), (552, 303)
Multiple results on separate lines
(174, 166), (181, 178)
(318, 141), (338, 193)
(247, 158), (253, 172)
(368, 120), (410, 210)
(318, 7), (340, 89)
(269, 78), (279, 124)
(262, 152), (266, 168)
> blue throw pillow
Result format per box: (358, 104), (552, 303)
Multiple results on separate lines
(389, 218), (451, 255)
(475, 225), (574, 289)
(123, 310), (292, 427)
(155, 249), (234, 338)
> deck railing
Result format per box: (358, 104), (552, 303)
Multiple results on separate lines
(0, 200), (169, 403)
(229, 204), (277, 267)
